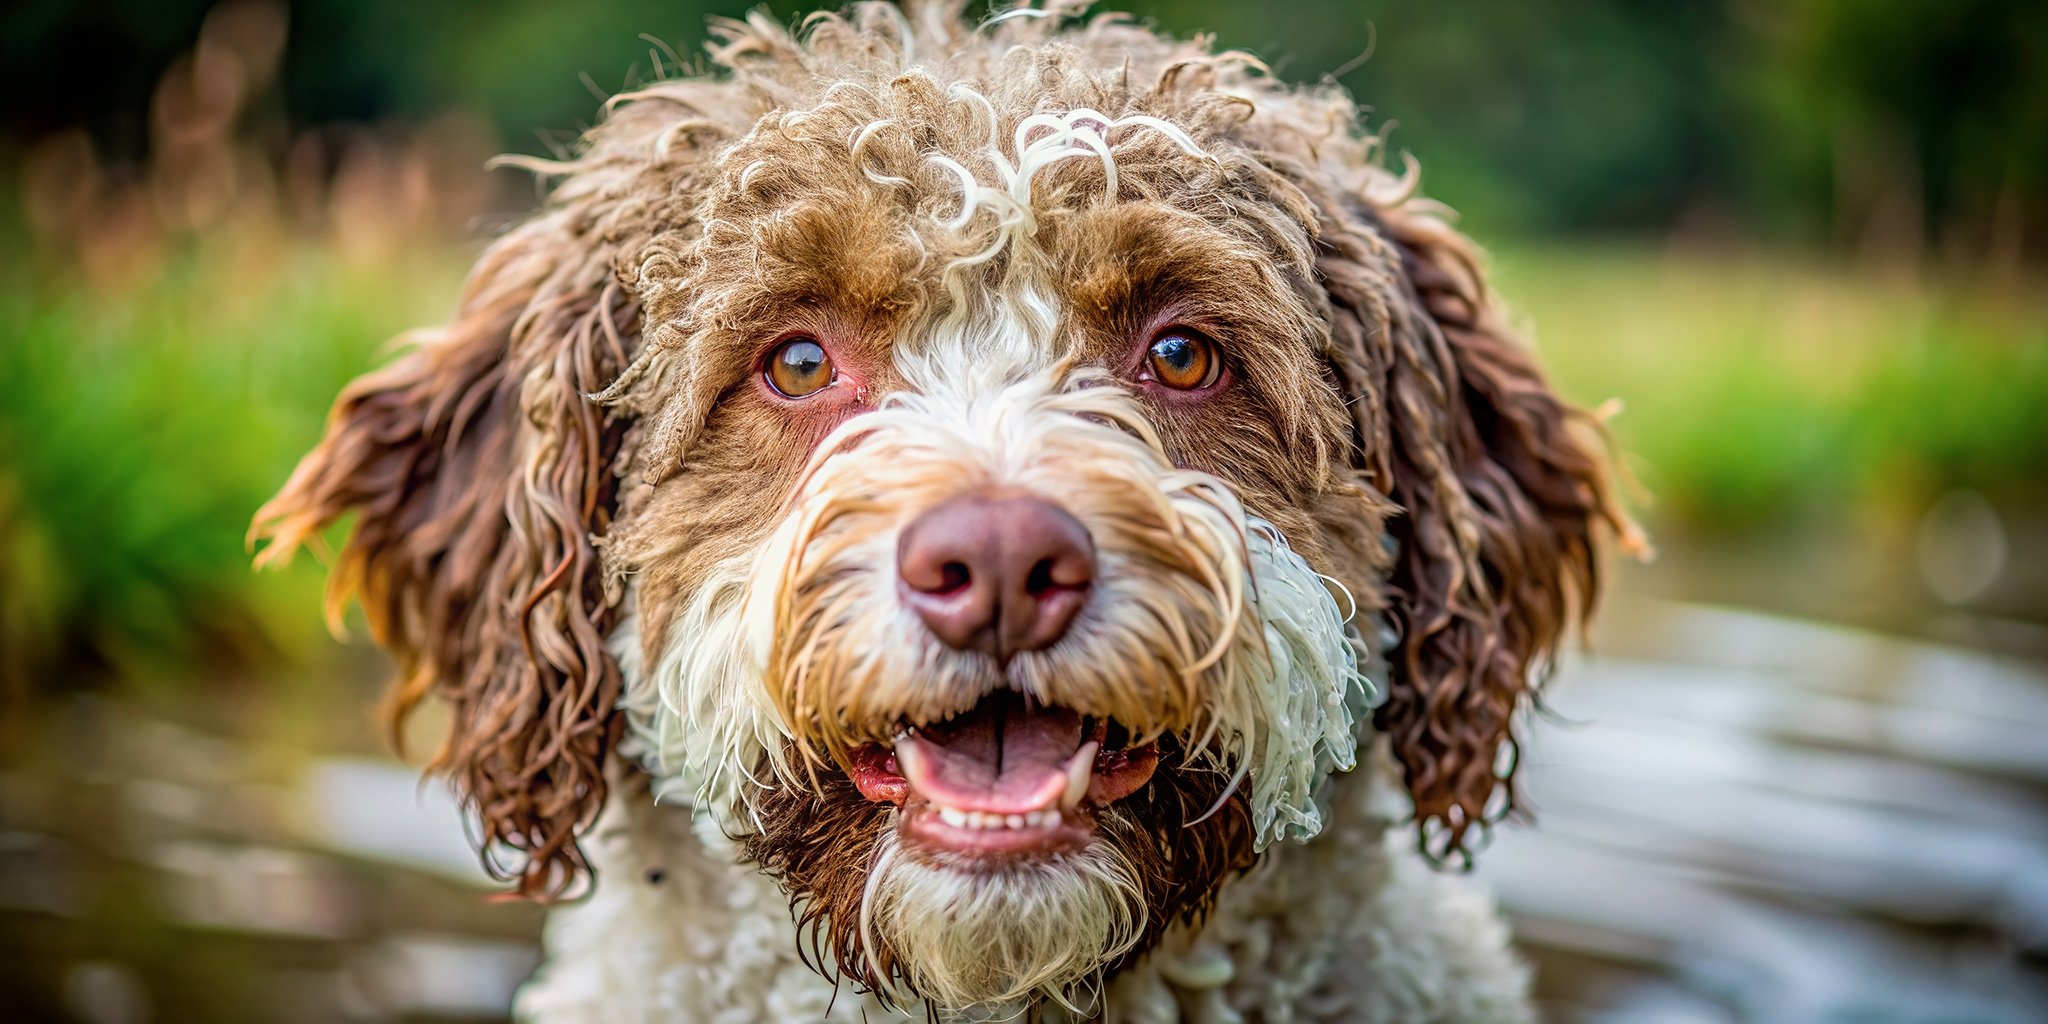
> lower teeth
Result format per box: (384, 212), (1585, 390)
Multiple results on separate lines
(933, 807), (1056, 830)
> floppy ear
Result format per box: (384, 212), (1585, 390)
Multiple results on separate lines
(251, 214), (638, 898)
(1312, 189), (1637, 864)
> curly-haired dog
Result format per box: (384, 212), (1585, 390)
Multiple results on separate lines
(256, 3), (1630, 1020)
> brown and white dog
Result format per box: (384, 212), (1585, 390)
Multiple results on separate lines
(255, 3), (1630, 1020)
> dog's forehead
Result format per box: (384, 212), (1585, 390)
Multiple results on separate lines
(668, 113), (1317, 414)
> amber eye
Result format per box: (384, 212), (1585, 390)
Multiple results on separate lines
(1145, 330), (1221, 390)
(766, 337), (834, 398)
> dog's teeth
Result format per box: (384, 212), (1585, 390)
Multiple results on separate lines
(1063, 741), (1099, 809)
(934, 806), (1066, 830)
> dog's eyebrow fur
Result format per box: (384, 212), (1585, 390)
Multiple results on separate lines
(252, 0), (1632, 912)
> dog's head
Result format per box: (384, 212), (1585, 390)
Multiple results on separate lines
(255, 2), (1629, 1011)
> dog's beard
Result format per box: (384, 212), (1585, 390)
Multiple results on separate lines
(741, 735), (1257, 1011)
(865, 832), (1141, 1011)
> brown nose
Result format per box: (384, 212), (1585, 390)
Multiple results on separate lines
(896, 493), (1095, 657)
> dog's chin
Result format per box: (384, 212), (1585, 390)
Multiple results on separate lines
(840, 688), (1168, 1007)
(844, 688), (1164, 866)
(867, 825), (1145, 1011)
(740, 686), (1257, 1010)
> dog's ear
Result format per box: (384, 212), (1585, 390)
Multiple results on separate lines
(1312, 190), (1636, 864)
(252, 214), (638, 898)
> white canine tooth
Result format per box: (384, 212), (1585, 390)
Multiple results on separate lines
(1006, 814), (1024, 830)
(1063, 741), (1099, 809)
(967, 811), (986, 829)
(939, 806), (966, 828)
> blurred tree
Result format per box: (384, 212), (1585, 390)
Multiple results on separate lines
(5, 0), (2041, 253)
(1, 0), (217, 162)
(1142, 0), (1736, 235)
(1739, 0), (2048, 270)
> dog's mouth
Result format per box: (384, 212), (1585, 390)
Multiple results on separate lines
(846, 689), (1160, 858)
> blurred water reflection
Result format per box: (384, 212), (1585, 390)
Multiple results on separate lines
(1490, 601), (2048, 1022)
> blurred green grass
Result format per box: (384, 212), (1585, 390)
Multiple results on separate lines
(1495, 246), (2048, 532)
(0, 223), (469, 692)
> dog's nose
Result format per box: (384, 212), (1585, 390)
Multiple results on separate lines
(896, 493), (1095, 657)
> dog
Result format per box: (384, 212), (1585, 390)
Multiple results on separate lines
(254, 3), (1629, 1020)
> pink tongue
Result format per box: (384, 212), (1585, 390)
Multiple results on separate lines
(897, 692), (1082, 814)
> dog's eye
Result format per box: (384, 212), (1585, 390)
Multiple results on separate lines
(1146, 329), (1220, 390)
(766, 337), (835, 398)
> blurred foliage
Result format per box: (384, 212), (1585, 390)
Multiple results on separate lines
(0, 191), (469, 697)
(5, 0), (2045, 249)
(1497, 249), (2048, 530)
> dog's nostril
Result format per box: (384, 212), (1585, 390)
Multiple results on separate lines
(937, 562), (971, 595)
(1025, 558), (1056, 597)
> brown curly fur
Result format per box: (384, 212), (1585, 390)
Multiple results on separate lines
(250, 215), (645, 897)
(252, 0), (1633, 902)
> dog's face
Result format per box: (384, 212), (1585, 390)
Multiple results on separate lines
(608, 96), (1379, 1004)
(255, 3), (1624, 1013)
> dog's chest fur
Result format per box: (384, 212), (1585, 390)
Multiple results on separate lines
(514, 747), (1533, 1024)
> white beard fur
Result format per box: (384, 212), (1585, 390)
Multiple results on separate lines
(512, 747), (1534, 1024)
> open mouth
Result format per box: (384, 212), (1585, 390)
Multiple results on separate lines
(847, 690), (1161, 857)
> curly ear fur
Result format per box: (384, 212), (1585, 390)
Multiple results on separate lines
(1312, 190), (1635, 863)
(249, 54), (750, 897)
(251, 198), (645, 899)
